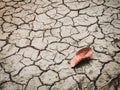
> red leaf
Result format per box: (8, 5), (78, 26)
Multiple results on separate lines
(70, 47), (92, 67)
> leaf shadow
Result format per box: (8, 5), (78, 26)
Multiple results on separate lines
(72, 58), (91, 68)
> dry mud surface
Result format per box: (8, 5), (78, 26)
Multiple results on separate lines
(0, 0), (120, 90)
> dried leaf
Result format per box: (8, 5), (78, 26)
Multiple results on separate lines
(70, 47), (92, 67)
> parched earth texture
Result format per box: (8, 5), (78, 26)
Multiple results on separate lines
(0, 0), (120, 90)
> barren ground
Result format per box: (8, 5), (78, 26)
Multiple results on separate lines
(0, 0), (120, 90)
